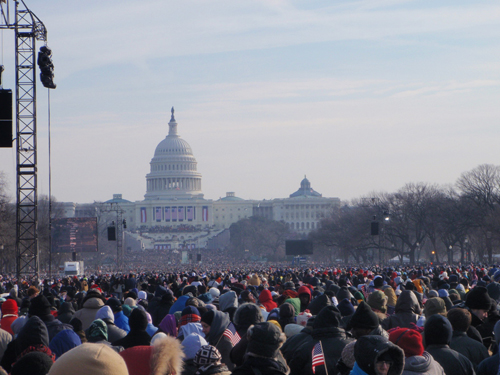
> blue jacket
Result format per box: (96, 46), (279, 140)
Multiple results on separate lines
(114, 310), (130, 333)
(169, 295), (190, 314)
(350, 363), (369, 375)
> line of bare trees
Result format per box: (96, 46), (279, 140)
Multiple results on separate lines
(309, 164), (500, 264)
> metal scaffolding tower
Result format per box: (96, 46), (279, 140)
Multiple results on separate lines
(1, 1), (48, 277)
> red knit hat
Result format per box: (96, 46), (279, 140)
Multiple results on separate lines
(389, 328), (424, 357)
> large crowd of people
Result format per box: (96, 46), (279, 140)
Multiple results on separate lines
(1, 262), (500, 375)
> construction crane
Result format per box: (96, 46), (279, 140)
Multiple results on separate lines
(0, 0), (55, 278)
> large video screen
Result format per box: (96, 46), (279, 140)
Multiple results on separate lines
(285, 240), (314, 256)
(51, 217), (98, 253)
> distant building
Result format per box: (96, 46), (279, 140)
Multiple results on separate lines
(62, 109), (340, 251)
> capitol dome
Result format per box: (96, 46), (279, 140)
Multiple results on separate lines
(145, 108), (203, 200)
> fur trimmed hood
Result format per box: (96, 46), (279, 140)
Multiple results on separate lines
(120, 335), (185, 375)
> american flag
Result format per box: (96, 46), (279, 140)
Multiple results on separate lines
(223, 322), (241, 346)
(312, 341), (325, 374)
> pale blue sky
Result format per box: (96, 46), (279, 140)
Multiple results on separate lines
(0, 0), (499, 203)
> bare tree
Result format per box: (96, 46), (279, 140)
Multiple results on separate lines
(457, 164), (500, 262)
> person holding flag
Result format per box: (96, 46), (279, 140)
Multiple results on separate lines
(232, 322), (289, 375)
(288, 305), (353, 375)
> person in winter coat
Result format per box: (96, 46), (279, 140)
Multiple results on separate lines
(346, 302), (387, 339)
(200, 310), (235, 371)
(278, 302), (295, 330)
(94, 305), (127, 343)
(259, 289), (278, 312)
(28, 294), (73, 341)
(423, 314), (475, 375)
(72, 290), (106, 330)
(106, 297), (130, 333)
(48, 343), (129, 375)
(120, 334), (185, 375)
(181, 333), (208, 375)
(112, 308), (151, 349)
(158, 314), (178, 337)
(1, 316), (55, 373)
(447, 308), (489, 369)
(232, 322), (289, 375)
(230, 303), (264, 367)
(280, 316), (314, 364)
(477, 320), (500, 375)
(10, 351), (54, 375)
(298, 286), (312, 312)
(48, 329), (81, 359)
(382, 290), (421, 330)
(193, 345), (232, 375)
(0, 299), (18, 335)
(351, 335), (405, 375)
(388, 328), (444, 375)
(307, 294), (331, 315)
(219, 291), (238, 313)
(149, 292), (175, 327)
(0, 327), (12, 361)
(56, 302), (75, 324)
(288, 305), (354, 375)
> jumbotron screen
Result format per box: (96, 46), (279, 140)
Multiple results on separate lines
(51, 217), (98, 253)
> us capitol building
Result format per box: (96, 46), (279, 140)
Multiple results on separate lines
(61, 109), (340, 251)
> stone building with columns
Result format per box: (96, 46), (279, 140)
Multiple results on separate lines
(61, 109), (340, 251)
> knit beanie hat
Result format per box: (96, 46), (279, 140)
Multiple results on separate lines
(11, 351), (53, 375)
(201, 310), (215, 326)
(424, 297), (447, 318)
(138, 291), (147, 300)
(129, 308), (148, 331)
(427, 290), (439, 298)
(88, 319), (108, 342)
(424, 314), (452, 346)
(105, 297), (122, 312)
(389, 328), (424, 357)
(48, 343), (128, 375)
(182, 333), (208, 360)
(29, 295), (52, 317)
(209, 288), (220, 299)
(2, 299), (18, 315)
(347, 301), (379, 330)
(124, 297), (136, 307)
(246, 322), (284, 358)
(284, 323), (303, 338)
(438, 289), (449, 298)
(373, 276), (384, 289)
(337, 298), (355, 317)
(69, 317), (83, 333)
(194, 345), (222, 367)
(341, 341), (356, 369)
(233, 303), (264, 330)
(367, 291), (388, 313)
(487, 282), (500, 302)
(465, 286), (492, 310)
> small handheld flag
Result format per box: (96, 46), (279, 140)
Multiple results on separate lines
(312, 341), (326, 374)
(223, 322), (241, 346)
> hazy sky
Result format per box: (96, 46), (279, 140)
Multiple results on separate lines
(1, 0), (499, 204)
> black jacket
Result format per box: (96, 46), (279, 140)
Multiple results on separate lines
(450, 331), (489, 369)
(232, 356), (289, 375)
(280, 326), (313, 364)
(426, 345), (475, 375)
(381, 290), (421, 330)
(477, 353), (498, 375)
(288, 306), (353, 375)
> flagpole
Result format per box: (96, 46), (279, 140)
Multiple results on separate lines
(320, 341), (328, 375)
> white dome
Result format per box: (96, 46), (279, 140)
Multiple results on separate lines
(145, 108), (203, 200)
(154, 136), (193, 156)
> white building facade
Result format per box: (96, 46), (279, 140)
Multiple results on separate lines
(62, 109), (340, 250)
